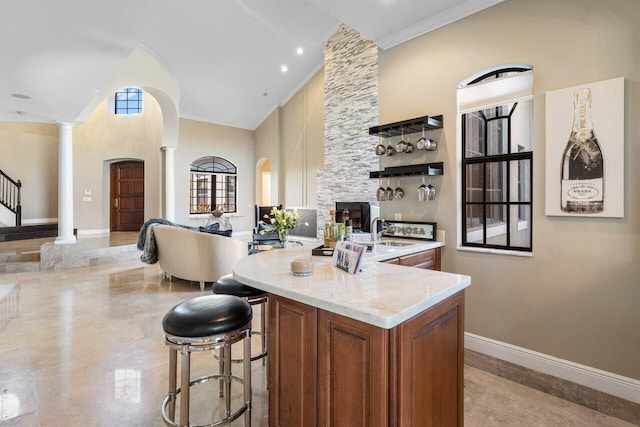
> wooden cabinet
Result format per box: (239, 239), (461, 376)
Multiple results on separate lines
(383, 247), (441, 271)
(269, 289), (464, 427)
(395, 290), (464, 427)
(268, 296), (318, 427)
(318, 311), (389, 427)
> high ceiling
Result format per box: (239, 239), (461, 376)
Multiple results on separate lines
(0, 0), (504, 130)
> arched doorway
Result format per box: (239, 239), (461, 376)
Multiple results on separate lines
(256, 157), (272, 206)
(110, 160), (145, 231)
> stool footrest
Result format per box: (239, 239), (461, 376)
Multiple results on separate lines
(161, 373), (249, 427)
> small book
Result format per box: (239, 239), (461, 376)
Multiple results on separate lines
(332, 241), (367, 274)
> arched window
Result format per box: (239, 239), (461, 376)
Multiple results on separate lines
(458, 65), (533, 252)
(190, 156), (237, 214)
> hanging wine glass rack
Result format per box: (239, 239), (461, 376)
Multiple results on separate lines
(369, 162), (443, 179)
(368, 115), (443, 137)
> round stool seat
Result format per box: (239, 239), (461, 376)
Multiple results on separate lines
(162, 295), (252, 338)
(214, 274), (267, 298)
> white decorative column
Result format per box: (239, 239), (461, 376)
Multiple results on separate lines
(55, 122), (77, 245)
(162, 146), (176, 221)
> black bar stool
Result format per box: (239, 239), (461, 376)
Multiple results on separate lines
(213, 274), (268, 364)
(161, 295), (252, 427)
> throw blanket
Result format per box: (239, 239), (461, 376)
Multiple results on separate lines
(137, 218), (192, 264)
(137, 218), (232, 264)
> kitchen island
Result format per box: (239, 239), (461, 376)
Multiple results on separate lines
(233, 241), (471, 426)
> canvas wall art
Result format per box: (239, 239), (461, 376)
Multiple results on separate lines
(545, 77), (624, 217)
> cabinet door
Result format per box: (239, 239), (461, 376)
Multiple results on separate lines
(269, 295), (318, 427)
(395, 291), (465, 427)
(398, 248), (441, 271)
(318, 311), (389, 427)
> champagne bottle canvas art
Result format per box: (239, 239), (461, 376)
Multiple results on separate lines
(560, 88), (604, 213)
(545, 77), (624, 218)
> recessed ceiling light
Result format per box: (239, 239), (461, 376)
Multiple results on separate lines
(296, 47), (304, 55)
(281, 65), (288, 73)
(262, 92), (268, 97)
(11, 93), (31, 99)
(16, 111), (27, 115)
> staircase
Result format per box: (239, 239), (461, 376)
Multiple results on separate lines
(0, 250), (40, 273)
(1, 231), (141, 273)
(0, 224), (58, 242)
(0, 169), (22, 226)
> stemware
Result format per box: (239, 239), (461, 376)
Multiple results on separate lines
(427, 177), (437, 201)
(386, 144), (394, 156)
(418, 174), (427, 201)
(384, 177), (394, 201)
(416, 127), (427, 150)
(376, 178), (387, 201)
(375, 139), (386, 155)
(395, 128), (408, 153)
(394, 177), (405, 199)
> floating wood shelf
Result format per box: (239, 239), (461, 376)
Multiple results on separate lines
(369, 162), (444, 178)
(369, 115), (443, 138)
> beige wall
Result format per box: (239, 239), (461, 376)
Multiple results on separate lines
(175, 119), (255, 232)
(254, 69), (324, 210)
(378, 0), (639, 378)
(254, 108), (281, 206)
(281, 69), (325, 208)
(0, 122), (58, 224)
(73, 94), (163, 232)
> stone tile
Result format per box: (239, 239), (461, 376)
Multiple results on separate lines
(0, 261), (635, 426)
(497, 358), (555, 394)
(465, 349), (498, 374)
(597, 390), (640, 425)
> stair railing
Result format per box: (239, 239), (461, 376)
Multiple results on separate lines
(0, 169), (22, 226)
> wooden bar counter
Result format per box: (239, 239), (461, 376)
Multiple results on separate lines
(233, 243), (471, 426)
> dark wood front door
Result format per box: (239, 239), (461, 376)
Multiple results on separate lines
(110, 161), (145, 231)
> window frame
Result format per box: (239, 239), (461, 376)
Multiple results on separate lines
(189, 156), (237, 214)
(459, 66), (534, 253)
(114, 88), (143, 115)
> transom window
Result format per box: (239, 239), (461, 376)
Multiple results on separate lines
(190, 156), (237, 214)
(459, 66), (533, 252)
(114, 88), (143, 115)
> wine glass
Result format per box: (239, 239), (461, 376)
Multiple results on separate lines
(394, 177), (405, 199)
(427, 177), (436, 201)
(384, 177), (394, 201)
(395, 128), (408, 153)
(376, 178), (387, 201)
(418, 174), (427, 201)
(416, 127), (427, 150)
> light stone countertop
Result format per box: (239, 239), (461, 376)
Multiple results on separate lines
(233, 239), (471, 329)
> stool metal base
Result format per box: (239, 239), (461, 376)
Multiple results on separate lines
(213, 295), (268, 364)
(162, 326), (252, 427)
(161, 372), (249, 427)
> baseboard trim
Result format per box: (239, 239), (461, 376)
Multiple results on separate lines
(77, 228), (110, 236)
(465, 332), (640, 404)
(22, 218), (57, 225)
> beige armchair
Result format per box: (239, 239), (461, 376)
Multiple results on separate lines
(153, 225), (248, 291)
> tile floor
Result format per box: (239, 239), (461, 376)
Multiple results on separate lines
(0, 259), (635, 426)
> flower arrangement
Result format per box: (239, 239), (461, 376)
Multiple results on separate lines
(259, 207), (299, 244)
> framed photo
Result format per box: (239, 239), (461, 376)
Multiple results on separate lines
(544, 77), (624, 217)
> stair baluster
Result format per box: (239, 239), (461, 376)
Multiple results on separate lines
(0, 169), (22, 226)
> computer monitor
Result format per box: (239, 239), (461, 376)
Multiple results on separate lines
(285, 207), (318, 240)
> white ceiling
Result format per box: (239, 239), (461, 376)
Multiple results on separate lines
(0, 0), (504, 130)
